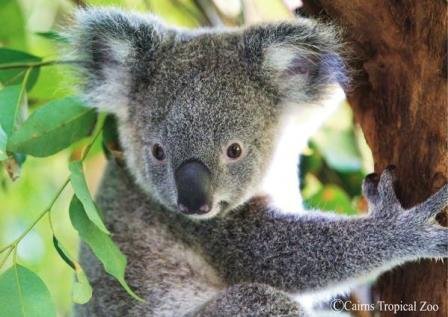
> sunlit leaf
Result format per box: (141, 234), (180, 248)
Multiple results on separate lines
(7, 97), (98, 157)
(69, 196), (142, 301)
(0, 0), (26, 50)
(301, 173), (323, 200)
(29, 64), (76, 101)
(0, 48), (41, 90)
(69, 161), (109, 234)
(73, 268), (92, 305)
(0, 264), (56, 317)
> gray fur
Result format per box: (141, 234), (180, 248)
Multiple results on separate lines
(68, 8), (448, 317)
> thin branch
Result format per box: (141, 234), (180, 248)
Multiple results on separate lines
(0, 125), (103, 257)
(0, 60), (81, 70)
(81, 127), (102, 161)
(0, 247), (13, 270)
(6, 178), (70, 252)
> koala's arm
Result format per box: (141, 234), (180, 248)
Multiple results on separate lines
(186, 283), (306, 317)
(193, 167), (448, 293)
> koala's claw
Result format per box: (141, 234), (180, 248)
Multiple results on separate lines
(411, 184), (448, 221)
(362, 166), (400, 210)
(362, 173), (380, 204)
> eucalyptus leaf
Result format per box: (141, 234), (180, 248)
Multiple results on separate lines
(52, 236), (92, 304)
(7, 97), (97, 157)
(53, 236), (75, 270)
(69, 161), (109, 234)
(0, 0), (26, 50)
(69, 196), (143, 302)
(0, 48), (41, 90)
(0, 84), (23, 137)
(0, 264), (56, 317)
(73, 268), (92, 305)
(35, 31), (68, 43)
(0, 124), (7, 161)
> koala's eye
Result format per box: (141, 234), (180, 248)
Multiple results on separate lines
(226, 143), (242, 160)
(152, 143), (165, 161)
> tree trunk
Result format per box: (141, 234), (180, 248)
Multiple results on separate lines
(302, 1), (447, 316)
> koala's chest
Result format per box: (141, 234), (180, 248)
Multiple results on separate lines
(126, 217), (221, 285)
(101, 208), (224, 310)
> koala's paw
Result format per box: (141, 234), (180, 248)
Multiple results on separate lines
(362, 166), (402, 217)
(362, 166), (448, 258)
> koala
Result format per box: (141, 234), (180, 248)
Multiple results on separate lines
(68, 8), (448, 317)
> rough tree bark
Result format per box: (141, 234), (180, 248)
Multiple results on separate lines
(302, 1), (447, 317)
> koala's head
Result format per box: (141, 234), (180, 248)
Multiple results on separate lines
(69, 8), (347, 219)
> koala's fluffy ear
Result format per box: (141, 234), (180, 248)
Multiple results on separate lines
(68, 8), (165, 116)
(242, 19), (348, 105)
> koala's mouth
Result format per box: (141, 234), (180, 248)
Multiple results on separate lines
(183, 200), (229, 220)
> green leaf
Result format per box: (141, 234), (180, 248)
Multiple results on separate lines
(0, 124), (7, 161)
(29, 63), (76, 101)
(69, 161), (110, 234)
(0, 0), (26, 50)
(73, 268), (92, 305)
(0, 48), (41, 90)
(52, 236), (75, 270)
(69, 196), (142, 301)
(52, 236), (92, 304)
(7, 97), (98, 157)
(0, 264), (56, 317)
(35, 31), (68, 43)
(304, 184), (356, 215)
(12, 152), (26, 166)
(0, 84), (23, 137)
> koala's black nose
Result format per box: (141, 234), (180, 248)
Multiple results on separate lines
(175, 160), (212, 215)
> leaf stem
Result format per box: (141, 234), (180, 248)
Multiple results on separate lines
(12, 245), (18, 264)
(0, 247), (13, 270)
(0, 60), (81, 70)
(81, 126), (102, 162)
(0, 125), (103, 264)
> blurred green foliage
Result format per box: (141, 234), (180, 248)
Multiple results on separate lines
(0, 0), (372, 315)
(301, 103), (373, 214)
